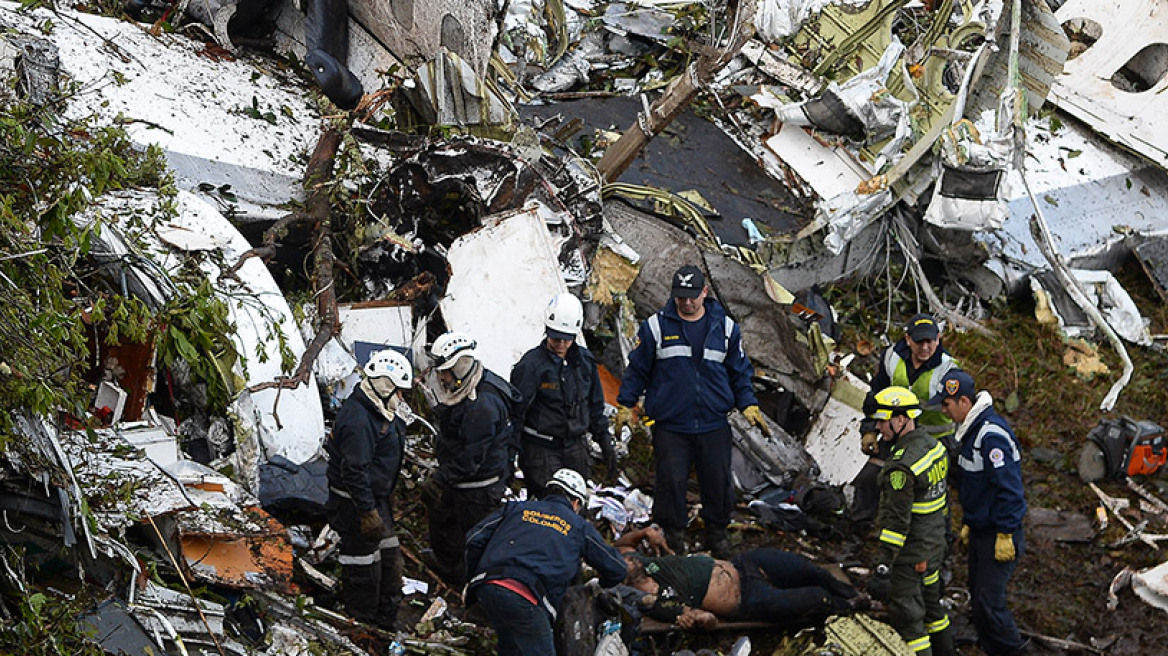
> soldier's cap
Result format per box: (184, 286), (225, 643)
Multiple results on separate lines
(671, 265), (705, 298)
(906, 312), (939, 341)
(928, 369), (976, 405)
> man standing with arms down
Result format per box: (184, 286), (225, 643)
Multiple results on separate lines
(615, 265), (768, 557)
(511, 293), (618, 497)
(868, 387), (954, 656)
(932, 370), (1028, 656)
(424, 331), (522, 587)
(325, 349), (414, 630)
(853, 313), (959, 534)
(465, 469), (628, 656)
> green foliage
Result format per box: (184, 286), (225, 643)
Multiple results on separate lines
(0, 77), (241, 437)
(0, 548), (106, 656)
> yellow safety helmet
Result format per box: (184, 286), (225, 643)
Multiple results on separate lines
(869, 386), (922, 421)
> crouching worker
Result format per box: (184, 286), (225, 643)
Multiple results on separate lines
(325, 349), (413, 629)
(615, 526), (867, 630)
(466, 469), (628, 656)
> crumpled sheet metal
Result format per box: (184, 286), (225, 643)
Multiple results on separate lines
(405, 48), (515, 127)
(1029, 268), (1152, 346)
(802, 372), (868, 486)
(1049, 0), (1168, 168)
(754, 0), (868, 43)
(1133, 560), (1168, 615)
(179, 505), (294, 593)
(729, 411), (817, 494)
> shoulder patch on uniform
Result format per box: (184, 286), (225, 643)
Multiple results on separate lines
(989, 447), (1006, 468)
(889, 470), (907, 490)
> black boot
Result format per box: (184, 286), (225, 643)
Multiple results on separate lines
(705, 527), (732, 559)
(376, 546), (404, 631)
(665, 527), (687, 554)
(340, 561), (382, 625)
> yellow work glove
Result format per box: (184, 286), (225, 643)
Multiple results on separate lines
(861, 431), (880, 455)
(743, 405), (771, 436)
(995, 532), (1016, 562)
(614, 405), (638, 435)
(960, 525), (970, 546)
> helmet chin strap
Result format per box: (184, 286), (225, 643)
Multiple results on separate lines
(889, 416), (909, 441)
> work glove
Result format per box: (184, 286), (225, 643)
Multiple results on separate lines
(960, 525), (970, 546)
(599, 434), (619, 482)
(613, 405), (639, 436)
(869, 564), (891, 602)
(359, 509), (390, 540)
(743, 405), (770, 436)
(995, 532), (1016, 562)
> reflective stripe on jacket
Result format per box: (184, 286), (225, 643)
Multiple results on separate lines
(325, 387), (405, 512)
(957, 402), (1027, 532)
(617, 298), (757, 434)
(876, 428), (949, 565)
(879, 341), (959, 438)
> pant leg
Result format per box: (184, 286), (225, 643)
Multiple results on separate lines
(334, 497), (383, 624)
(477, 583), (556, 656)
(693, 425), (734, 530)
(519, 439), (561, 499)
(888, 564), (931, 655)
(850, 459), (883, 532)
(922, 566), (954, 656)
(652, 427), (695, 531)
(561, 438), (591, 482)
(969, 530), (1025, 655)
(732, 550), (855, 624)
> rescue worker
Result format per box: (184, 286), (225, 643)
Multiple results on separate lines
(465, 469), (628, 656)
(868, 386), (954, 656)
(511, 293), (618, 497)
(424, 331), (523, 587)
(852, 313), (959, 535)
(617, 526), (868, 630)
(615, 265), (768, 557)
(931, 370), (1028, 656)
(324, 349), (413, 629)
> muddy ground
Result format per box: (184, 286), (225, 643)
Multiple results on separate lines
(372, 255), (1168, 656)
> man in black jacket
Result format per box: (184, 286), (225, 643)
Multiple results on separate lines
(325, 349), (414, 629)
(425, 332), (523, 587)
(512, 293), (617, 497)
(466, 469), (627, 656)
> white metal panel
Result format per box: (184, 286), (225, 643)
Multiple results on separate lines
(441, 207), (569, 378)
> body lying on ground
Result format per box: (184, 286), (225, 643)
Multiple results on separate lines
(613, 527), (867, 629)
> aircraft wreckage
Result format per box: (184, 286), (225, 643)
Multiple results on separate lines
(4, 0), (1168, 653)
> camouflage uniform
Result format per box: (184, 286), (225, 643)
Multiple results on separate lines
(876, 426), (954, 656)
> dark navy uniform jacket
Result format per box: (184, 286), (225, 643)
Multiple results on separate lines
(956, 405), (1027, 533)
(465, 495), (627, 617)
(435, 370), (521, 487)
(325, 386), (405, 512)
(511, 341), (608, 447)
(617, 298), (757, 434)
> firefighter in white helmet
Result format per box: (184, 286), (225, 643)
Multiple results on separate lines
(325, 349), (414, 629)
(510, 293), (619, 497)
(423, 331), (523, 586)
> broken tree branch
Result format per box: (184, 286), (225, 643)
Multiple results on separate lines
(1022, 170), (1132, 411)
(1020, 629), (1103, 654)
(247, 128), (344, 396)
(222, 209), (311, 281)
(595, 0), (757, 182)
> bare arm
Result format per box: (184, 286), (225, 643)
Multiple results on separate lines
(614, 525), (673, 555)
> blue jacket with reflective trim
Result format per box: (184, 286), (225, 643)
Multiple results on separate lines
(325, 387), (405, 512)
(957, 404), (1027, 533)
(511, 341), (609, 446)
(617, 298), (757, 434)
(465, 494), (628, 616)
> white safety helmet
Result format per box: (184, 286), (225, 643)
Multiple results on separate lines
(364, 349), (414, 389)
(544, 293), (583, 340)
(430, 332), (478, 371)
(547, 468), (588, 504)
